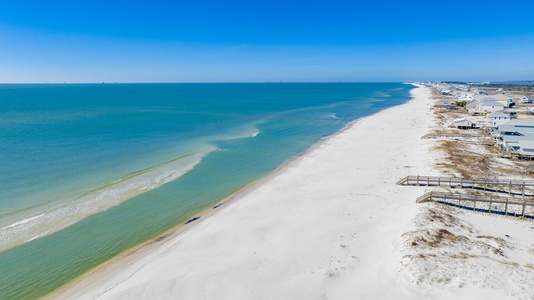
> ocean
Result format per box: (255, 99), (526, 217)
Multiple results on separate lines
(0, 83), (413, 299)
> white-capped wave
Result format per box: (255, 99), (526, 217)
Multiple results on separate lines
(250, 130), (260, 137)
(1, 214), (45, 230)
(372, 92), (392, 98)
(0, 148), (214, 252)
(323, 113), (340, 119)
(209, 124), (261, 142)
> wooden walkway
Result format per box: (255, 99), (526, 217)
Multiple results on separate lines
(421, 133), (490, 139)
(433, 109), (465, 114)
(397, 175), (534, 189)
(396, 175), (534, 196)
(416, 191), (534, 218)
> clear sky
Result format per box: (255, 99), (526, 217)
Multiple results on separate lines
(1, 0), (534, 83)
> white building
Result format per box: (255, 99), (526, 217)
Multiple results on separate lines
(458, 94), (475, 101)
(500, 135), (528, 152)
(465, 100), (478, 113)
(467, 98), (505, 115)
(517, 140), (534, 157)
(453, 118), (475, 129)
(479, 99), (505, 114)
(500, 136), (534, 158)
(486, 111), (517, 129)
(496, 119), (534, 137)
(520, 96), (533, 104)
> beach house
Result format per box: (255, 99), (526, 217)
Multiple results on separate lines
(458, 94), (475, 101)
(467, 98), (505, 115)
(495, 120), (534, 158)
(500, 135), (525, 152)
(520, 96), (533, 104)
(499, 135), (534, 158)
(496, 119), (534, 137)
(465, 100), (478, 114)
(516, 140), (534, 158)
(479, 98), (505, 113)
(453, 118), (475, 129)
(486, 111), (517, 130)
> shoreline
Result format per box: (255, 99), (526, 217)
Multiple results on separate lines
(50, 84), (432, 299)
(45, 98), (384, 300)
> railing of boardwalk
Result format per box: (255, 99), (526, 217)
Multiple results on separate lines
(397, 175), (534, 195)
(398, 175), (534, 219)
(414, 191), (534, 219)
(421, 133), (490, 139)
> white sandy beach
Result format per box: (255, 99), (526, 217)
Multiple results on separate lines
(53, 85), (533, 300)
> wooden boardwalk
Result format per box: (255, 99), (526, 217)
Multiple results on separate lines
(421, 133), (490, 139)
(397, 175), (534, 188)
(416, 191), (534, 218)
(433, 109), (465, 114)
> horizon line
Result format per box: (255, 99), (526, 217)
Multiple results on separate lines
(0, 81), (412, 85)
(1, 80), (531, 85)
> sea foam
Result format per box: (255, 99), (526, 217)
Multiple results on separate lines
(0, 149), (213, 251)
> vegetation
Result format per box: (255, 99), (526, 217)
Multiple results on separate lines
(471, 83), (534, 92)
(455, 100), (468, 107)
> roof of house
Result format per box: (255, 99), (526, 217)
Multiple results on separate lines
(497, 126), (516, 133)
(518, 140), (534, 153)
(453, 119), (473, 126)
(501, 135), (534, 143)
(459, 94), (475, 99)
(501, 119), (534, 127)
(487, 111), (511, 118)
(480, 100), (504, 107)
(498, 119), (534, 135)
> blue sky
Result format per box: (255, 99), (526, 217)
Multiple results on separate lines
(1, 0), (534, 83)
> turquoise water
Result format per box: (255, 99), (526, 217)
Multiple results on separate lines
(0, 83), (413, 299)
